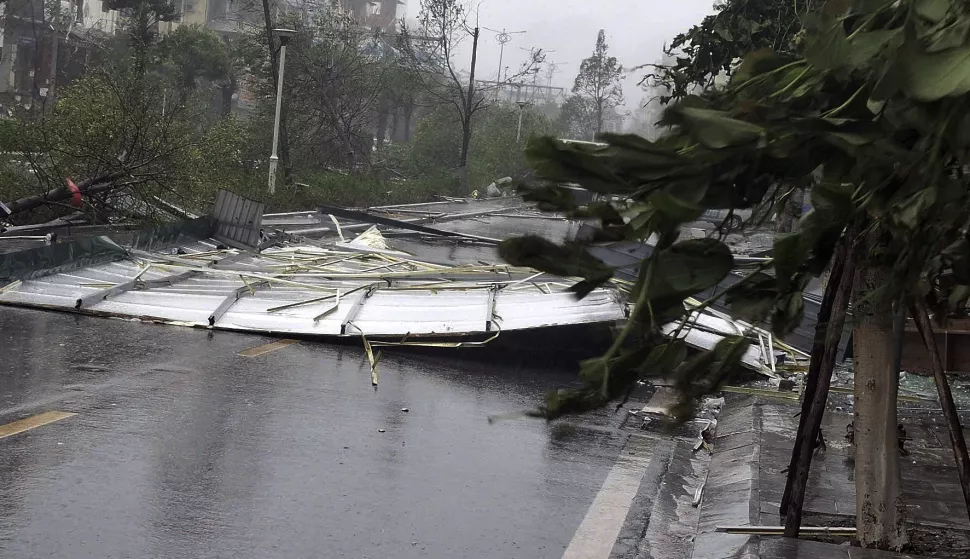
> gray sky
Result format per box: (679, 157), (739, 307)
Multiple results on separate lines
(402, 0), (717, 107)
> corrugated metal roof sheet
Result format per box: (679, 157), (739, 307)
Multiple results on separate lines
(0, 236), (627, 342)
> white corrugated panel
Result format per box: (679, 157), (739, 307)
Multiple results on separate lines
(0, 240), (629, 341)
(494, 289), (624, 330)
(351, 289), (489, 336)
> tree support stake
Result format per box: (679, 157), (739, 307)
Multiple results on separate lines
(911, 300), (970, 525)
(783, 242), (855, 538)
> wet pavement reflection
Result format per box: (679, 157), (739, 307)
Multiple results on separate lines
(0, 307), (632, 558)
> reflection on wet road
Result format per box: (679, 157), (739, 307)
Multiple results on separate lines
(0, 307), (657, 559)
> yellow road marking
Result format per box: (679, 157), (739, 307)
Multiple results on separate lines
(0, 411), (77, 440)
(238, 339), (298, 357)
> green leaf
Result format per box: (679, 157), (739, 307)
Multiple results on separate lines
(803, 15), (851, 70)
(671, 107), (765, 149)
(498, 235), (614, 295)
(648, 191), (704, 222)
(899, 44), (970, 101)
(519, 184), (579, 212)
(726, 272), (778, 322)
(732, 50), (787, 84)
(894, 188), (938, 229)
(650, 238), (734, 299)
(524, 137), (635, 194)
(847, 29), (902, 67)
(948, 284), (970, 310)
(915, 0), (951, 23)
(925, 18), (970, 53)
(772, 292), (805, 335)
(641, 340), (689, 376)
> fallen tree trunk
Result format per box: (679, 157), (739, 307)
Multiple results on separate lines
(911, 300), (970, 525)
(783, 242), (855, 538)
(1, 172), (128, 217)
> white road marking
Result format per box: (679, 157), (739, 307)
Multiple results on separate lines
(562, 387), (672, 558)
(562, 436), (653, 559)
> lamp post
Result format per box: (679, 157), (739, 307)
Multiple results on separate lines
(268, 28), (296, 195)
(515, 101), (530, 143)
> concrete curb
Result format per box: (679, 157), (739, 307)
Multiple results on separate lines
(692, 395), (762, 559)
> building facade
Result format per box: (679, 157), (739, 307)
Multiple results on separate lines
(0, 0), (121, 105)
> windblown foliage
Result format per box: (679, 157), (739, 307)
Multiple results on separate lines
(502, 0), (970, 418)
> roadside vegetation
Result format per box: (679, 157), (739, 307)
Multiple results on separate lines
(503, 0), (970, 552)
(0, 0), (572, 225)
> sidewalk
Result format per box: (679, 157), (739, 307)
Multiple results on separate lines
(690, 395), (970, 559)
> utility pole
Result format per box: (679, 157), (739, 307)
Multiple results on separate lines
(546, 60), (567, 89)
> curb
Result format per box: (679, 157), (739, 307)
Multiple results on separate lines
(692, 395), (763, 559)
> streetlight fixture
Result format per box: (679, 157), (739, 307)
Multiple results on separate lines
(268, 28), (296, 195)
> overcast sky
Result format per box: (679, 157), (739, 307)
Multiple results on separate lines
(401, 0), (718, 108)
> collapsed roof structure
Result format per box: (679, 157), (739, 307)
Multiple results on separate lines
(0, 190), (799, 376)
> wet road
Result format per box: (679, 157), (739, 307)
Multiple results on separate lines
(0, 307), (702, 559)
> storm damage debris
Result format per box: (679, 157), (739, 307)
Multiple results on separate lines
(0, 205), (626, 347)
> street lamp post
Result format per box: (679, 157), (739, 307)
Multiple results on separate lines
(516, 101), (530, 143)
(268, 28), (296, 195)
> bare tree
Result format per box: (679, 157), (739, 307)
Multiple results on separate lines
(398, 0), (543, 188)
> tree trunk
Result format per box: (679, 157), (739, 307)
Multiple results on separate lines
(457, 27), (480, 191)
(595, 101), (603, 137)
(776, 188), (805, 234)
(320, 96), (360, 172)
(375, 104), (390, 151)
(45, 34), (59, 112)
(219, 76), (236, 117)
(403, 103), (414, 142)
(2, 172), (129, 216)
(853, 265), (908, 550)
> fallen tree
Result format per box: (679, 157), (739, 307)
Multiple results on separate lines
(1, 172), (127, 218)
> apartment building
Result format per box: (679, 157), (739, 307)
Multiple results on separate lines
(0, 0), (122, 103)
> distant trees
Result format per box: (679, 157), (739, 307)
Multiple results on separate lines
(383, 102), (556, 188)
(398, 0), (544, 187)
(572, 30), (623, 136)
(397, 0), (482, 188)
(557, 95), (596, 140)
(159, 25), (231, 90)
(0, 0), (552, 221)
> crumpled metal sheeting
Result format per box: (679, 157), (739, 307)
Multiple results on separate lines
(0, 240), (627, 340)
(661, 307), (793, 377)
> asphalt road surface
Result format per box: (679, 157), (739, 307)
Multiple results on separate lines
(0, 307), (703, 559)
